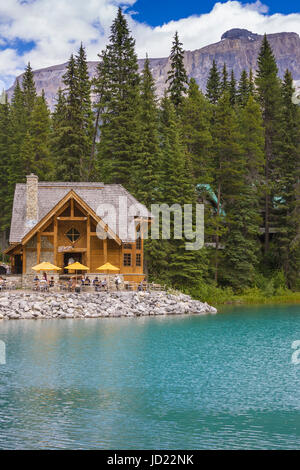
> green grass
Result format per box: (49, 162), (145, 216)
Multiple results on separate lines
(189, 283), (300, 307)
(230, 288), (300, 306)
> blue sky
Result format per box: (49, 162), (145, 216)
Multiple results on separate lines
(133, 1), (299, 26)
(0, 1), (300, 90)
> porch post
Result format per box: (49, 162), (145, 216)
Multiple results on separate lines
(119, 244), (123, 272)
(54, 218), (58, 266)
(132, 241), (136, 273)
(37, 232), (41, 265)
(87, 215), (91, 271)
(104, 238), (108, 264)
(22, 246), (26, 275)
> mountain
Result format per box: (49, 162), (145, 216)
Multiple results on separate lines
(7, 29), (300, 109)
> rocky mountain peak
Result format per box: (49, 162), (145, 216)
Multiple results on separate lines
(221, 29), (260, 41)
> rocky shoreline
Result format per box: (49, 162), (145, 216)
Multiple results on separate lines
(0, 291), (217, 320)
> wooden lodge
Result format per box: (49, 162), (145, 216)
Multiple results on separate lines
(5, 175), (152, 283)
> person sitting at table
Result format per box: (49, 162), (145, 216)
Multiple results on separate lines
(75, 280), (81, 293)
(39, 278), (48, 291)
(138, 282), (143, 292)
(49, 277), (55, 288)
(93, 277), (100, 291)
(71, 277), (77, 292)
(80, 275), (85, 285)
(101, 278), (107, 292)
(33, 275), (40, 290)
(84, 276), (91, 286)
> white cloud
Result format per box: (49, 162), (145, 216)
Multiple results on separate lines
(0, 0), (300, 89)
(133, 1), (300, 58)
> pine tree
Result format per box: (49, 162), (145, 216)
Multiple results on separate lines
(229, 70), (237, 106)
(237, 70), (250, 107)
(147, 94), (207, 287)
(53, 54), (81, 180)
(20, 131), (34, 175)
(28, 93), (53, 179)
(274, 70), (300, 288)
(166, 31), (188, 111)
(90, 49), (110, 177)
(180, 78), (213, 182)
(133, 56), (161, 208)
(52, 46), (93, 181)
(52, 88), (67, 131)
(238, 95), (265, 185)
(22, 62), (37, 119)
(221, 63), (229, 94)
(96, 8), (141, 189)
(255, 34), (283, 255)
(206, 60), (221, 105)
(248, 68), (255, 96)
(212, 92), (259, 288)
(8, 81), (26, 190)
(0, 95), (12, 232)
(75, 43), (94, 179)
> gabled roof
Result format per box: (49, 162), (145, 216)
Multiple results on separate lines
(9, 182), (152, 245)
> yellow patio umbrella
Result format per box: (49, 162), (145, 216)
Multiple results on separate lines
(65, 262), (89, 281)
(32, 262), (61, 272)
(96, 262), (120, 273)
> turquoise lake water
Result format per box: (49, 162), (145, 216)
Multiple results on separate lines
(0, 305), (300, 449)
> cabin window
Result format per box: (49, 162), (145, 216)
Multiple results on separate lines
(136, 237), (141, 250)
(136, 254), (141, 267)
(66, 228), (80, 243)
(123, 244), (132, 250)
(123, 253), (132, 266)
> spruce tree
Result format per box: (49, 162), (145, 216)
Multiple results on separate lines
(133, 56), (161, 208)
(180, 78), (213, 181)
(206, 60), (221, 104)
(229, 70), (237, 106)
(248, 68), (255, 96)
(238, 95), (265, 185)
(53, 54), (81, 180)
(20, 131), (34, 175)
(75, 43), (94, 179)
(22, 62), (37, 119)
(0, 95), (12, 232)
(8, 81), (26, 192)
(147, 94), (207, 288)
(28, 94), (53, 179)
(221, 63), (229, 94)
(166, 31), (188, 111)
(90, 49), (110, 177)
(274, 70), (300, 288)
(237, 70), (250, 107)
(52, 46), (93, 181)
(212, 92), (259, 288)
(96, 8), (141, 189)
(255, 34), (282, 254)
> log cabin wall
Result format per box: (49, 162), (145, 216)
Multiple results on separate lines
(10, 196), (147, 283)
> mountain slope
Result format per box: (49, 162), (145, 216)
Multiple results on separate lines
(7, 29), (300, 109)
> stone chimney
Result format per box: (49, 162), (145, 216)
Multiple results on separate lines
(26, 174), (39, 229)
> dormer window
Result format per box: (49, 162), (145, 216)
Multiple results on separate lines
(66, 228), (80, 243)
